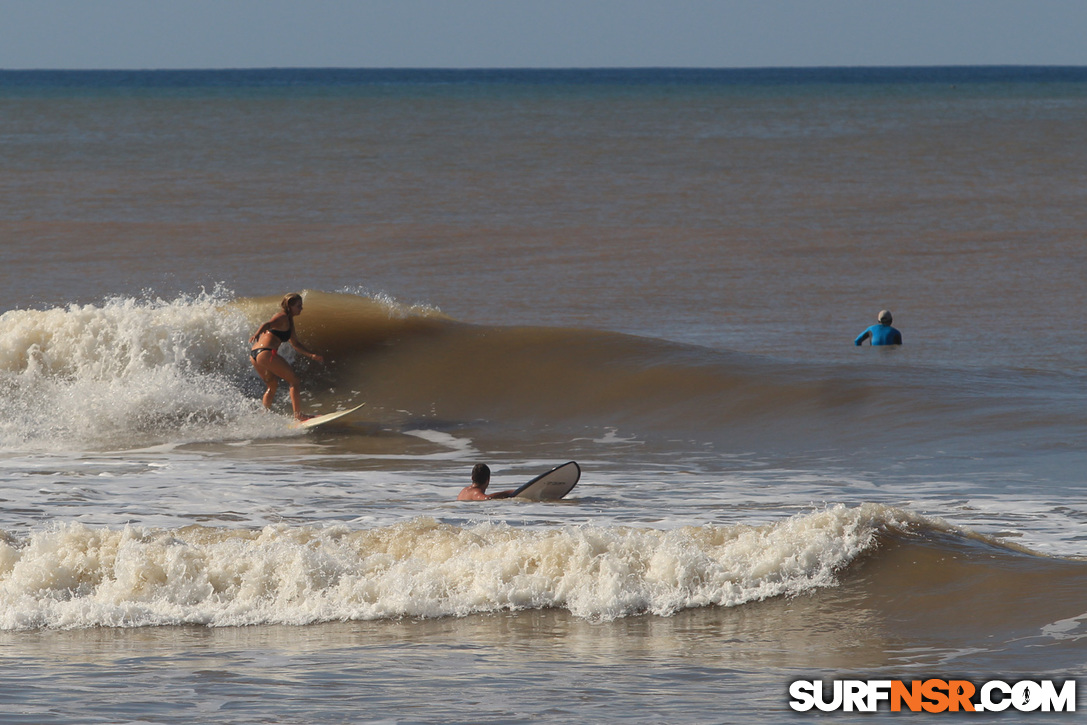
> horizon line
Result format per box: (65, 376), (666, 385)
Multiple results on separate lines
(2, 63), (1086, 73)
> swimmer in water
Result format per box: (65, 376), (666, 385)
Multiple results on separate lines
(457, 463), (516, 501)
(855, 309), (903, 346)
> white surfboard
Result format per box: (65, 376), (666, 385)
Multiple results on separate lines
(290, 403), (366, 430)
(511, 461), (581, 501)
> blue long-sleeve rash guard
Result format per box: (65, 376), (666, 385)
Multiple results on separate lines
(855, 324), (902, 346)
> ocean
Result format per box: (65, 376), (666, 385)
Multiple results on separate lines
(1, 67), (1085, 723)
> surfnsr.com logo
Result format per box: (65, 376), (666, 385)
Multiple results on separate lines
(789, 679), (1076, 713)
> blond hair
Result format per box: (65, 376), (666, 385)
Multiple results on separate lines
(281, 293), (303, 313)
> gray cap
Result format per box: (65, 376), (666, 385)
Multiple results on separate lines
(878, 310), (893, 324)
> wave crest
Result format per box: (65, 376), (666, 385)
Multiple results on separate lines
(0, 504), (917, 629)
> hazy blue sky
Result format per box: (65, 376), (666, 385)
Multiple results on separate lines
(1, 0), (1084, 70)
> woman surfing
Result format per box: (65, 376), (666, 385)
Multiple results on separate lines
(249, 293), (325, 421)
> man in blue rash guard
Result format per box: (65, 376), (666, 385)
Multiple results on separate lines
(855, 310), (902, 346)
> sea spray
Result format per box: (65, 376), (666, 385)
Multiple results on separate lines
(0, 290), (283, 448)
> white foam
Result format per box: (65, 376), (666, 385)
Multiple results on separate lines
(333, 286), (443, 318)
(0, 291), (285, 449)
(0, 504), (912, 629)
(400, 429), (478, 458)
(1040, 611), (1087, 642)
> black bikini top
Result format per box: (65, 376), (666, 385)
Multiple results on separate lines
(269, 325), (291, 342)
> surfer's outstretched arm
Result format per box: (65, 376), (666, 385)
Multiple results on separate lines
(289, 335), (324, 364)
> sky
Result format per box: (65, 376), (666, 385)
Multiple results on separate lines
(0, 0), (1085, 70)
